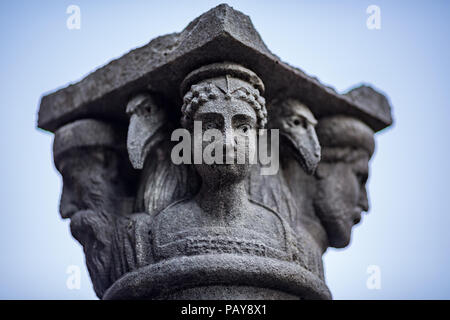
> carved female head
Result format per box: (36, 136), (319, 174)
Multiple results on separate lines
(180, 63), (267, 185)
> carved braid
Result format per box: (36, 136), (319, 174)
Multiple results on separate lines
(181, 81), (267, 129)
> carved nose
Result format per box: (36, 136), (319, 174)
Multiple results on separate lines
(359, 188), (369, 212)
(221, 131), (239, 163)
(222, 142), (236, 160)
(223, 128), (236, 146)
(60, 186), (78, 218)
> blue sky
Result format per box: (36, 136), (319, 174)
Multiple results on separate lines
(0, 0), (449, 299)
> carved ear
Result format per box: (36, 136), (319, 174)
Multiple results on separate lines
(126, 94), (165, 169)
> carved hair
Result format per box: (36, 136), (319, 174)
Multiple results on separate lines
(320, 147), (370, 163)
(181, 80), (267, 129)
(316, 115), (375, 162)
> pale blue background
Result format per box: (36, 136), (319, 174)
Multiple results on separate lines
(0, 0), (449, 299)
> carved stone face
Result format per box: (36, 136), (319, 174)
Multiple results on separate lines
(193, 97), (257, 184)
(314, 152), (370, 248)
(57, 149), (126, 218)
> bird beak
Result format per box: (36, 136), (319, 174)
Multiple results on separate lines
(281, 124), (321, 175)
(127, 112), (165, 169)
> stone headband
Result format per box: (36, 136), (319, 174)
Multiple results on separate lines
(180, 62), (268, 129)
(180, 62), (265, 97)
(316, 115), (375, 156)
(53, 119), (126, 165)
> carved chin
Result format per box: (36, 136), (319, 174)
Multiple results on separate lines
(322, 208), (362, 248)
(325, 219), (353, 248)
(195, 163), (249, 182)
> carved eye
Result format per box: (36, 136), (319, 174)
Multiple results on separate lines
(237, 124), (251, 135)
(292, 116), (307, 129)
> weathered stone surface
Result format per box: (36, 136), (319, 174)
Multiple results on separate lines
(53, 119), (139, 297)
(344, 84), (393, 126)
(315, 116), (375, 248)
(41, 4), (393, 300)
(38, 4), (392, 133)
(103, 254), (331, 300)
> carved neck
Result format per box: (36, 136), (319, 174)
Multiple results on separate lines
(195, 179), (250, 219)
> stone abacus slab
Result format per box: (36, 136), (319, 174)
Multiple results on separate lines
(37, 4), (392, 133)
